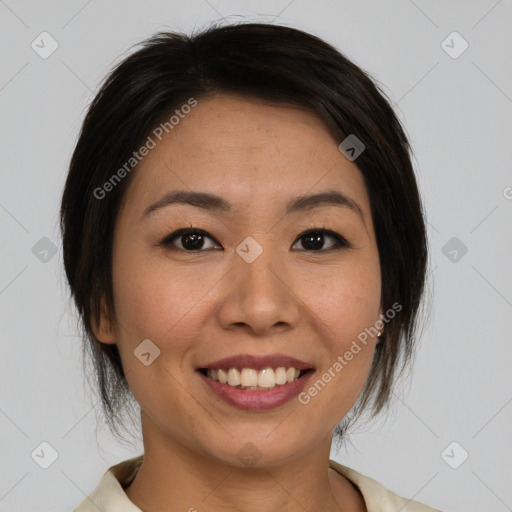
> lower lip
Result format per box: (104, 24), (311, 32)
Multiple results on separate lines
(197, 370), (315, 410)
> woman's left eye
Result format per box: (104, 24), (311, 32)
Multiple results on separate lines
(292, 229), (350, 251)
(159, 228), (350, 252)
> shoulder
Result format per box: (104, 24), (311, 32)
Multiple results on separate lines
(73, 455), (143, 512)
(329, 459), (443, 512)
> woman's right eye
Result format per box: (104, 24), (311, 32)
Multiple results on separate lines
(160, 228), (221, 251)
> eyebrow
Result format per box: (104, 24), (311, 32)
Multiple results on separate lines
(141, 189), (365, 223)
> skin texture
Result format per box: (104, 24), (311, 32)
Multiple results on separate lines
(93, 94), (383, 512)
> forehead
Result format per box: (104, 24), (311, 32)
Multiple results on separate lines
(121, 94), (371, 218)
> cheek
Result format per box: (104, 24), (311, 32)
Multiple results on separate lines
(295, 257), (381, 340)
(297, 271), (380, 410)
(112, 253), (218, 346)
(110, 256), (213, 412)
(294, 257), (381, 397)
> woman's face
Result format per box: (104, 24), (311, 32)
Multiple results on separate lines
(95, 94), (382, 466)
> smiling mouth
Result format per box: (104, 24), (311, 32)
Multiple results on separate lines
(198, 367), (313, 391)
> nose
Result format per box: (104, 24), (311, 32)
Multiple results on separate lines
(216, 245), (301, 336)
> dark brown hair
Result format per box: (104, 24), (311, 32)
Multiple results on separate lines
(60, 22), (429, 444)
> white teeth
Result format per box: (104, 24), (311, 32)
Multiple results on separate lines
(258, 368), (275, 389)
(240, 368), (258, 387)
(205, 366), (306, 389)
(275, 367), (287, 385)
(227, 368), (241, 386)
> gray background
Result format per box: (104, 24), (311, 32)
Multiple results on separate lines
(1, 1), (511, 511)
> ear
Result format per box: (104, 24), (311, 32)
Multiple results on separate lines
(90, 296), (117, 345)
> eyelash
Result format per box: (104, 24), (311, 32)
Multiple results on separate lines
(159, 227), (350, 252)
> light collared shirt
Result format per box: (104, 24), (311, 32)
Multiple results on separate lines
(74, 455), (442, 511)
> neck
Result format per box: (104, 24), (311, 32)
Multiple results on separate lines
(124, 416), (366, 512)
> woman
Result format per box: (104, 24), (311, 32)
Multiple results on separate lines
(61, 22), (440, 512)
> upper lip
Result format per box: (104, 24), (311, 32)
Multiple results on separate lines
(197, 353), (314, 372)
